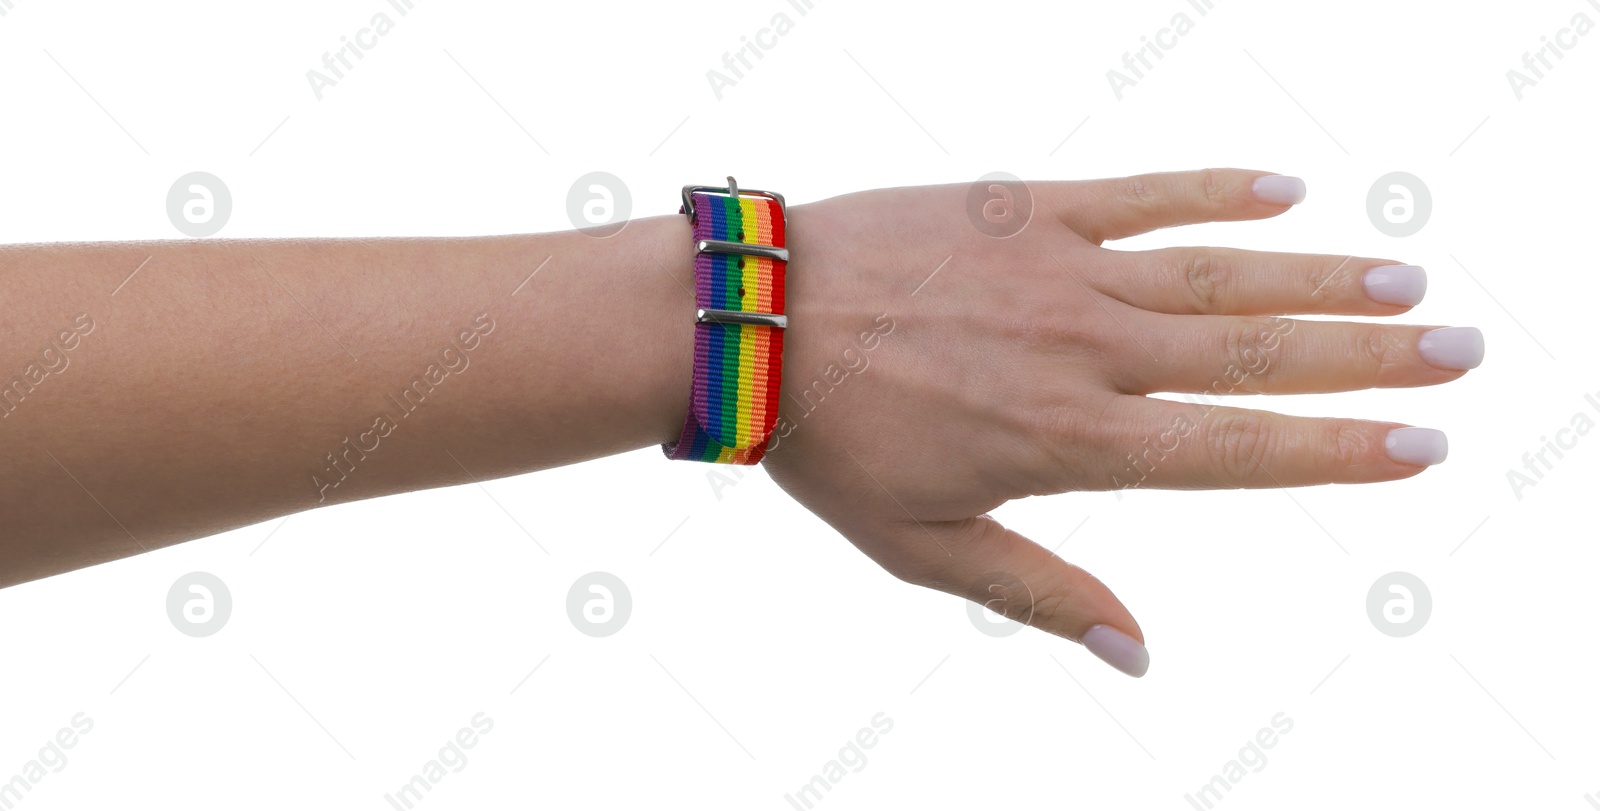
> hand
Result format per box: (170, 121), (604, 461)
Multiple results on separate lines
(759, 169), (1484, 676)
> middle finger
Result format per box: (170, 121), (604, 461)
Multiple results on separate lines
(1093, 246), (1427, 316)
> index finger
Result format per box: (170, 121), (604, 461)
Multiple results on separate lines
(1040, 168), (1306, 244)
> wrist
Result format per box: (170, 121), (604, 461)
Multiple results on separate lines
(493, 213), (695, 464)
(607, 212), (698, 449)
(658, 183), (796, 464)
(643, 213), (699, 447)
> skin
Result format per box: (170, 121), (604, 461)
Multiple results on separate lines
(0, 168), (1474, 672)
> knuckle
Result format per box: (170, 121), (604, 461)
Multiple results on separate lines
(1003, 316), (1059, 350)
(1032, 394), (1129, 487)
(1222, 318), (1279, 389)
(1198, 168), (1230, 208)
(1012, 405), (1077, 471)
(1004, 302), (1101, 355)
(1327, 421), (1373, 470)
(1028, 591), (1072, 625)
(1181, 250), (1231, 312)
(1205, 412), (1275, 482)
(1024, 400), (1113, 476)
(1120, 175), (1164, 214)
(1355, 325), (1403, 374)
(1304, 257), (1343, 305)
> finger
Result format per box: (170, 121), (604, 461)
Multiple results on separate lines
(1096, 247), (1426, 316)
(1095, 395), (1448, 491)
(1043, 168), (1305, 245)
(889, 515), (1149, 677)
(1112, 316), (1484, 396)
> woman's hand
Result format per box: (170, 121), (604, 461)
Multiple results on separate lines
(760, 169), (1483, 676)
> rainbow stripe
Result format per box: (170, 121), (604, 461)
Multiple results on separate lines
(664, 192), (786, 464)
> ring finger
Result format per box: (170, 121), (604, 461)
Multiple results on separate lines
(1092, 395), (1447, 491)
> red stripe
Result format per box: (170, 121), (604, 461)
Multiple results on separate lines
(762, 197), (785, 441)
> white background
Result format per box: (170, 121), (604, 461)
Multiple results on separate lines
(1, 0), (1597, 808)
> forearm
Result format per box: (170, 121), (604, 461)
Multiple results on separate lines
(0, 215), (696, 586)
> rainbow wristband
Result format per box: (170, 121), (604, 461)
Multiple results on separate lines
(663, 178), (788, 465)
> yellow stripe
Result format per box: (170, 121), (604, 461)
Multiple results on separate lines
(733, 203), (759, 447)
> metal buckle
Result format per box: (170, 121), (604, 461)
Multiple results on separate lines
(695, 240), (788, 262)
(696, 308), (787, 329)
(681, 175), (787, 224)
(682, 176), (788, 329)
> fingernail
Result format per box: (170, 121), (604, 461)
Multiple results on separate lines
(1251, 175), (1306, 205)
(1418, 326), (1485, 370)
(1082, 624), (1150, 678)
(1362, 265), (1427, 306)
(1385, 427), (1448, 466)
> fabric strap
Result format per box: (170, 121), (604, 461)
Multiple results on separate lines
(663, 192), (787, 464)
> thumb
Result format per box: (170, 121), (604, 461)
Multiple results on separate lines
(940, 514), (1150, 678)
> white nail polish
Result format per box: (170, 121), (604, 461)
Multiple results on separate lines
(1418, 326), (1485, 370)
(1362, 265), (1427, 306)
(1082, 624), (1150, 678)
(1251, 175), (1306, 205)
(1385, 427), (1448, 466)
